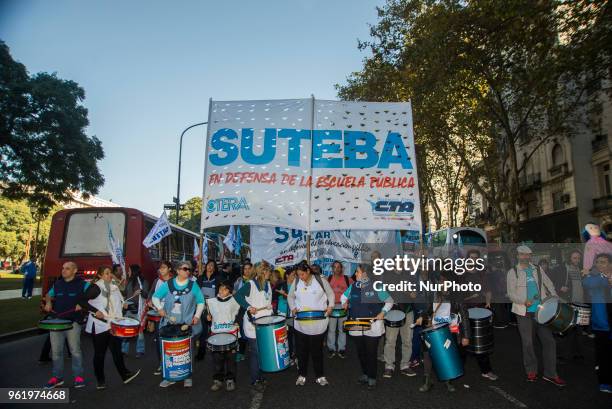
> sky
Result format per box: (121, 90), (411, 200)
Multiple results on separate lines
(0, 0), (385, 215)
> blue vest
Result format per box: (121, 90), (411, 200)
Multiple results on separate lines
(161, 279), (202, 336)
(52, 277), (85, 322)
(348, 280), (382, 319)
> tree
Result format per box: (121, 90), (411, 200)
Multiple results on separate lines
(338, 0), (611, 240)
(0, 41), (105, 215)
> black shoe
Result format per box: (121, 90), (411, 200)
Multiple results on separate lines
(337, 351), (346, 359)
(196, 350), (205, 361)
(123, 369), (141, 384)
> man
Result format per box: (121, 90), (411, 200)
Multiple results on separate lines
(21, 256), (37, 299)
(327, 261), (351, 359)
(458, 249), (498, 381)
(507, 245), (565, 386)
(43, 261), (88, 388)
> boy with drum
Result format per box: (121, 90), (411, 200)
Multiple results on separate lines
(206, 280), (241, 392)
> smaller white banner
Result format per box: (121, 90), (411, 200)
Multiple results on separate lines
(143, 212), (172, 248)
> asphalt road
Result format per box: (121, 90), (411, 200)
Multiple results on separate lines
(0, 326), (609, 409)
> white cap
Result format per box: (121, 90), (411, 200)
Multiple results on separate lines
(516, 245), (532, 254)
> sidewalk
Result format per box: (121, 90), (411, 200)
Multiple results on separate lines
(0, 288), (41, 300)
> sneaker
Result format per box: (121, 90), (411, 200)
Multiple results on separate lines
(337, 350), (346, 359)
(295, 376), (306, 386)
(599, 384), (612, 393)
(367, 378), (377, 390)
(123, 369), (140, 384)
(419, 376), (432, 392)
(74, 376), (86, 388)
(481, 372), (499, 381)
(96, 383), (107, 390)
(251, 380), (266, 392)
(542, 376), (566, 387)
(357, 374), (368, 385)
(401, 367), (417, 377)
(586, 332), (595, 339)
(527, 372), (538, 382)
(153, 366), (161, 376)
(409, 359), (421, 369)
(328, 351), (336, 359)
(226, 379), (236, 392)
(184, 378), (192, 388)
(44, 377), (64, 389)
(493, 324), (508, 329)
(446, 381), (456, 393)
(159, 379), (175, 388)
(383, 368), (393, 378)
(211, 380), (223, 391)
(316, 377), (329, 386)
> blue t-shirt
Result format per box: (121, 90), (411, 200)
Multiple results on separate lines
(525, 266), (540, 312)
(154, 278), (205, 305)
(21, 262), (37, 279)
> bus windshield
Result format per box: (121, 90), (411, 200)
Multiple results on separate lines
(63, 211), (126, 256)
(453, 229), (486, 245)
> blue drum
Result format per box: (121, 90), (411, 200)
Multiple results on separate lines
(254, 315), (290, 372)
(160, 325), (192, 382)
(421, 323), (463, 381)
(295, 310), (326, 321)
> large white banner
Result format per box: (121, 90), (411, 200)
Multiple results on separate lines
(202, 98), (421, 233)
(250, 226), (400, 275)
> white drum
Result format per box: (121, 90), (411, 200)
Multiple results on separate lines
(206, 333), (238, 352)
(571, 303), (591, 326)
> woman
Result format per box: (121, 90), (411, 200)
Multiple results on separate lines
(152, 261), (204, 388)
(288, 261), (334, 386)
(148, 260), (174, 375)
(234, 262), (253, 362)
(271, 269), (288, 315)
(234, 261), (273, 392)
(78, 265), (140, 390)
(285, 268), (297, 361)
(111, 264), (126, 291)
(196, 260), (219, 360)
(121, 264), (149, 357)
(340, 264), (393, 390)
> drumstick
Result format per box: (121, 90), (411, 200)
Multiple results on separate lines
(52, 308), (76, 317)
(356, 317), (381, 321)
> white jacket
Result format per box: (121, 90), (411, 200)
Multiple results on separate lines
(506, 263), (557, 316)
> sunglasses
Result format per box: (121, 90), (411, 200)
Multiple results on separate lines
(178, 266), (192, 272)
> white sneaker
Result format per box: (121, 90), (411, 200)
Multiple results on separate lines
(316, 377), (329, 386)
(295, 376), (306, 386)
(481, 372), (499, 381)
(159, 380), (175, 388)
(184, 378), (192, 388)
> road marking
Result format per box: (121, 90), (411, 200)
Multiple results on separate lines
(489, 385), (528, 408)
(249, 389), (264, 409)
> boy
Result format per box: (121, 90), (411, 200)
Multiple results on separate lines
(206, 280), (241, 392)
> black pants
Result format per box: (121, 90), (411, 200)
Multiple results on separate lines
(557, 325), (584, 359)
(288, 325), (295, 358)
(295, 330), (325, 378)
(594, 330), (611, 385)
(198, 321), (210, 354)
(458, 342), (492, 374)
(91, 328), (129, 383)
(353, 335), (380, 380)
(213, 350), (237, 381)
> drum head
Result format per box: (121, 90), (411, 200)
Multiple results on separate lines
(536, 298), (558, 323)
(160, 324), (191, 338)
(208, 333), (237, 346)
(112, 317), (140, 326)
(40, 318), (71, 325)
(385, 310), (406, 321)
(254, 315), (285, 326)
(468, 308), (492, 319)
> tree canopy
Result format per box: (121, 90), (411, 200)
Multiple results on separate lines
(0, 41), (105, 215)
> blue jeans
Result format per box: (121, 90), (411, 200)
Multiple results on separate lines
(121, 312), (145, 354)
(248, 337), (262, 384)
(22, 278), (34, 297)
(50, 322), (83, 378)
(410, 325), (422, 361)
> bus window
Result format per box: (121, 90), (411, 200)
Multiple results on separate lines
(432, 230), (447, 247)
(63, 211), (126, 256)
(453, 230), (486, 245)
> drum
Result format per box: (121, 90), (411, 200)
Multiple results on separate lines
(38, 317), (73, 332)
(295, 310), (326, 321)
(384, 310), (406, 328)
(536, 297), (575, 333)
(147, 310), (161, 322)
(571, 303), (591, 326)
(110, 317), (141, 338)
(421, 324), (463, 381)
(343, 320), (372, 332)
(467, 308), (494, 355)
(207, 333), (238, 352)
(330, 304), (347, 318)
(254, 315), (290, 372)
(160, 324), (192, 381)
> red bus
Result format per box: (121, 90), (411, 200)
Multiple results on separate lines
(42, 207), (199, 295)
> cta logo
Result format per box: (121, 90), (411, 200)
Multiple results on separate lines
(367, 199), (414, 215)
(207, 197), (250, 213)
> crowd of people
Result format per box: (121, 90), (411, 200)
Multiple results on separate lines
(38, 243), (612, 396)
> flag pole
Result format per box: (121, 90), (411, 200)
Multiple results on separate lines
(198, 232), (204, 276)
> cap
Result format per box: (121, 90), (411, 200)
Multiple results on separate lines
(516, 245), (532, 254)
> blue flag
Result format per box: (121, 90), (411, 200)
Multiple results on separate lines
(235, 227), (242, 255)
(223, 225), (236, 253)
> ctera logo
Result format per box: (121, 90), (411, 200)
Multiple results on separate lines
(367, 199), (414, 215)
(206, 197), (250, 213)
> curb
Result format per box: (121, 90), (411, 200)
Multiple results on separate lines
(0, 327), (42, 343)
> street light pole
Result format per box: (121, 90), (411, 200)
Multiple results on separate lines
(175, 122), (207, 224)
